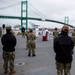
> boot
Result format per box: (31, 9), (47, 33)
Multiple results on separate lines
(28, 53), (31, 57)
(32, 54), (36, 57)
(4, 69), (9, 74)
(9, 69), (16, 74)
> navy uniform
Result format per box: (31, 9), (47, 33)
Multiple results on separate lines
(27, 29), (36, 56)
(53, 25), (74, 75)
(1, 26), (17, 74)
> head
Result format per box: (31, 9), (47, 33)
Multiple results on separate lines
(22, 26), (24, 28)
(61, 25), (69, 33)
(74, 29), (75, 31)
(6, 26), (12, 33)
(29, 29), (33, 32)
(55, 27), (57, 30)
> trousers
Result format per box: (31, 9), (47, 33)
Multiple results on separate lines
(55, 62), (71, 75)
(2, 51), (15, 70)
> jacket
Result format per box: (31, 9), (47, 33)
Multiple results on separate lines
(1, 32), (17, 52)
(53, 31), (74, 63)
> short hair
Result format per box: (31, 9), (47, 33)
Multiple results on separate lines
(61, 25), (69, 32)
(29, 29), (33, 32)
(55, 27), (57, 30)
(6, 26), (11, 33)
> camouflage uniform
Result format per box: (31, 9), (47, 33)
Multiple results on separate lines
(53, 30), (59, 39)
(1, 26), (17, 74)
(56, 62), (71, 75)
(22, 32), (25, 37)
(27, 31), (36, 56)
(54, 26), (74, 75)
(3, 51), (15, 70)
(72, 30), (75, 45)
(25, 31), (29, 50)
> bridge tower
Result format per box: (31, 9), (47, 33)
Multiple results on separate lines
(64, 16), (69, 24)
(21, 0), (28, 31)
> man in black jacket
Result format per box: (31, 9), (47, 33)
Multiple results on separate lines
(53, 25), (74, 75)
(21, 27), (25, 38)
(1, 26), (17, 74)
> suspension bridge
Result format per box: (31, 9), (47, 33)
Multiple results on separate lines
(0, 1), (75, 75)
(0, 1), (75, 31)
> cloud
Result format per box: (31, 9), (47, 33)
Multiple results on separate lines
(0, 0), (75, 28)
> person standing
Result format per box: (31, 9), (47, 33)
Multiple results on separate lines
(0, 27), (2, 37)
(53, 27), (59, 40)
(1, 26), (17, 74)
(53, 25), (74, 75)
(35, 27), (39, 38)
(25, 30), (29, 50)
(42, 28), (45, 41)
(27, 29), (36, 57)
(45, 28), (49, 41)
(21, 27), (25, 38)
(72, 29), (75, 45)
(42, 28), (49, 41)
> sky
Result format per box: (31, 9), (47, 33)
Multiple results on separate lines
(0, 0), (75, 28)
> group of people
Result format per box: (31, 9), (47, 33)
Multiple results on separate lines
(41, 26), (75, 75)
(53, 25), (74, 75)
(1, 26), (36, 74)
(0, 25), (75, 75)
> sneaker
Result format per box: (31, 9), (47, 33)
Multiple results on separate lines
(9, 70), (16, 74)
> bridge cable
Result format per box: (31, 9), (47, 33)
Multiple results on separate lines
(0, 2), (20, 10)
(28, 7), (46, 18)
(28, 2), (48, 19)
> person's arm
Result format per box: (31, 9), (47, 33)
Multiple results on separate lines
(71, 39), (74, 54)
(53, 37), (59, 53)
(1, 35), (5, 46)
(12, 36), (17, 47)
(53, 31), (55, 36)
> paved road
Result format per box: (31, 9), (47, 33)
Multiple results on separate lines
(0, 34), (75, 75)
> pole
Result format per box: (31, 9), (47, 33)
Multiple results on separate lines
(26, 0), (28, 31)
(21, 1), (23, 30)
